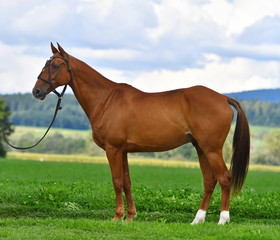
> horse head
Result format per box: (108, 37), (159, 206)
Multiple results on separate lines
(33, 43), (72, 100)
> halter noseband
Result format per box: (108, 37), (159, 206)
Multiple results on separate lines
(37, 55), (72, 98)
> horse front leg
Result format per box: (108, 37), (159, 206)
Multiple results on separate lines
(122, 153), (137, 221)
(106, 146), (125, 220)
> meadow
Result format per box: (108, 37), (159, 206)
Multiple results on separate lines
(0, 155), (279, 239)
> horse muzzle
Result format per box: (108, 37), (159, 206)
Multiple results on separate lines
(32, 87), (47, 100)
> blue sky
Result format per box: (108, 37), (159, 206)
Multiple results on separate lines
(1, 0), (280, 94)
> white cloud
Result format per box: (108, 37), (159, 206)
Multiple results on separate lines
(11, 1), (67, 35)
(70, 47), (140, 61)
(238, 16), (280, 45)
(70, 0), (157, 48)
(129, 55), (280, 93)
(0, 43), (44, 94)
(1, 0), (280, 94)
(148, 0), (223, 41)
(204, 0), (280, 36)
(1, 43), (280, 95)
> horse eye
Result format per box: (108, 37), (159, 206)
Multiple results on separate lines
(53, 65), (59, 71)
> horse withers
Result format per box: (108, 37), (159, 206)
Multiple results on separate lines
(33, 43), (250, 224)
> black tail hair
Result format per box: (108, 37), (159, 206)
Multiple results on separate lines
(227, 98), (250, 195)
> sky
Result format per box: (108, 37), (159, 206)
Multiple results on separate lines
(1, 0), (280, 94)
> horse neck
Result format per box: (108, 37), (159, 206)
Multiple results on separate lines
(68, 56), (117, 119)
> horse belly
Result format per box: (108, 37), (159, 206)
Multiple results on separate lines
(126, 123), (191, 152)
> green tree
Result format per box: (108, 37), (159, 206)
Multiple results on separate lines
(0, 98), (14, 157)
(262, 130), (280, 165)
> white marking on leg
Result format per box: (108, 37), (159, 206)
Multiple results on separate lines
(218, 211), (230, 225)
(191, 209), (206, 225)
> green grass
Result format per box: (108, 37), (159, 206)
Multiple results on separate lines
(0, 218), (279, 240)
(0, 157), (279, 239)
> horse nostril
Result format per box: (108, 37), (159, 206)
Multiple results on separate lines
(33, 88), (41, 97)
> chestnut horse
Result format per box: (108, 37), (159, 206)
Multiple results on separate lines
(33, 43), (250, 224)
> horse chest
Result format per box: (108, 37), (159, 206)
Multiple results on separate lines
(91, 120), (125, 149)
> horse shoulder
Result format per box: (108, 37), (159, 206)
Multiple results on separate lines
(91, 85), (138, 146)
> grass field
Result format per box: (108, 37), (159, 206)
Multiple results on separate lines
(0, 155), (279, 239)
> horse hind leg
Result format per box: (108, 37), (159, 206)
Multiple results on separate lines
(191, 145), (217, 225)
(205, 151), (231, 225)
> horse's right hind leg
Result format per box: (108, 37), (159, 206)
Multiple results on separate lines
(191, 145), (217, 225)
(204, 151), (231, 225)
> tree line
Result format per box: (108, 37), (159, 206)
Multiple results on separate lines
(1, 94), (89, 130)
(240, 100), (280, 126)
(2, 93), (280, 129)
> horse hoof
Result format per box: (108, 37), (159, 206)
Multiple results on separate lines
(125, 213), (137, 222)
(218, 211), (230, 225)
(191, 209), (206, 225)
(112, 215), (124, 221)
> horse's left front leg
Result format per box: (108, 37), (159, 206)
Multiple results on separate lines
(122, 153), (137, 221)
(106, 146), (125, 220)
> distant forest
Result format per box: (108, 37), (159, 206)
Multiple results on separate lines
(1, 94), (89, 129)
(1, 92), (280, 129)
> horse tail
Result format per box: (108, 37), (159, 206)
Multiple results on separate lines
(227, 98), (250, 195)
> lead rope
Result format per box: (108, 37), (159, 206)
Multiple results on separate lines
(1, 90), (66, 150)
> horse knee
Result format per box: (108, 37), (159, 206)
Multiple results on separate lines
(112, 177), (123, 192)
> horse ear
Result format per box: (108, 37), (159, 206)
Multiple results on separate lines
(51, 42), (58, 54)
(57, 43), (67, 57)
